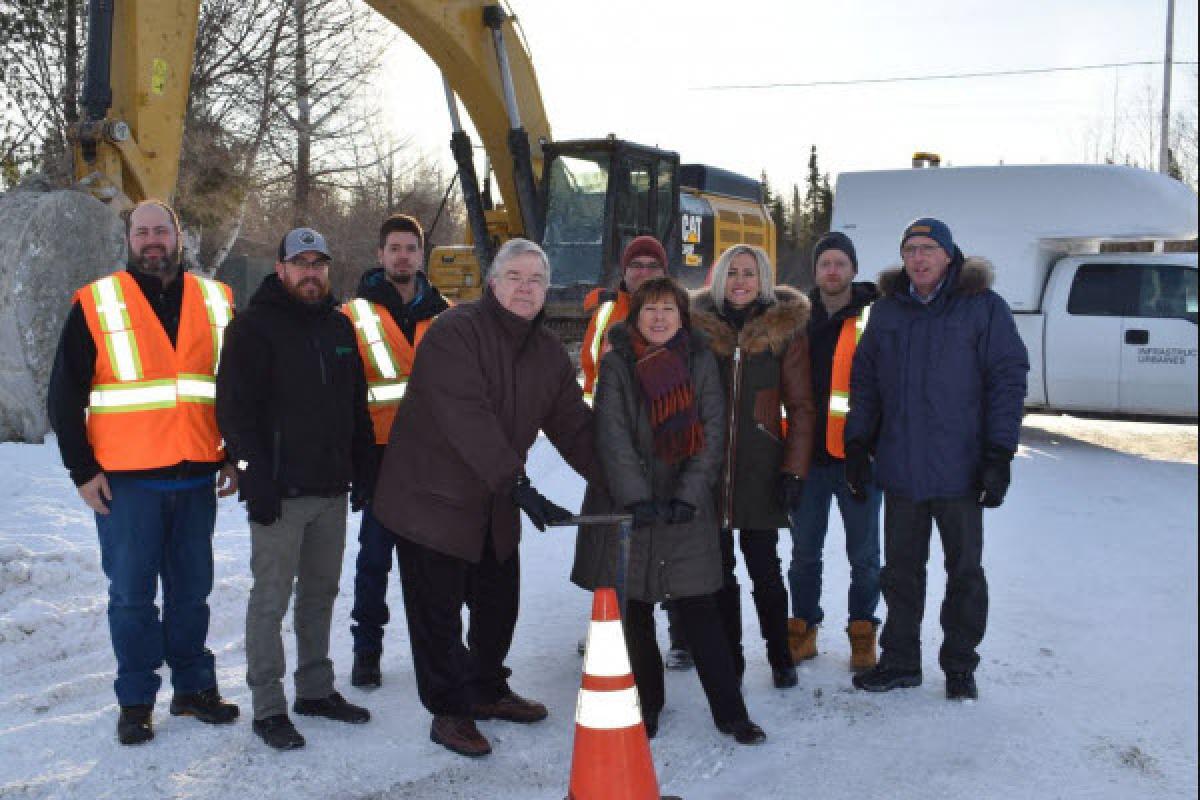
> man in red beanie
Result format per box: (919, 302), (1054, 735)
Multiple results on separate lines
(579, 235), (668, 403)
(576, 235), (693, 669)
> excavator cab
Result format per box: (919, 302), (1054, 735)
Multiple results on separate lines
(539, 138), (680, 304)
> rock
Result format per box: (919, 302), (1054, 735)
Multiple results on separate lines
(0, 187), (125, 443)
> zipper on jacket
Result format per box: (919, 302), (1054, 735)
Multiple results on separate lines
(313, 335), (328, 384)
(755, 422), (782, 444)
(721, 345), (743, 530)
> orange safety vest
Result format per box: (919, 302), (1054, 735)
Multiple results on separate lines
(341, 298), (436, 444)
(580, 288), (630, 402)
(77, 271), (233, 471)
(826, 304), (872, 458)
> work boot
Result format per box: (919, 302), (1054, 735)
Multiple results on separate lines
(431, 715), (492, 757)
(852, 664), (922, 693)
(169, 687), (240, 724)
(576, 637), (586, 656)
(787, 618), (818, 662)
(772, 665), (798, 689)
(665, 646), (694, 671)
(946, 671), (978, 700)
(717, 718), (767, 745)
(252, 714), (305, 750)
(293, 691), (370, 724)
(471, 691), (548, 723)
(117, 704), (154, 745)
(847, 620), (878, 672)
(643, 709), (660, 739)
(351, 651), (382, 688)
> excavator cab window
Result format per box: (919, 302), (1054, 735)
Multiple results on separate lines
(542, 151), (611, 287)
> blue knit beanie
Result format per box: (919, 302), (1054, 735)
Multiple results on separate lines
(813, 231), (858, 272)
(901, 217), (954, 256)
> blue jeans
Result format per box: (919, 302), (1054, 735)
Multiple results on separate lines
(786, 461), (882, 627)
(95, 474), (218, 706)
(350, 505), (399, 654)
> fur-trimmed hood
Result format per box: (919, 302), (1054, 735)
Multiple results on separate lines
(689, 284), (811, 358)
(877, 254), (995, 299)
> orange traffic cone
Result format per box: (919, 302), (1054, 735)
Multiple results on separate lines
(567, 588), (664, 800)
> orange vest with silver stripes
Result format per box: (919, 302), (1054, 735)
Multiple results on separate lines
(826, 303), (872, 458)
(341, 298), (436, 444)
(77, 271), (233, 471)
(580, 288), (630, 401)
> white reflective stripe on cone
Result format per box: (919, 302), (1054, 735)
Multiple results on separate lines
(89, 383), (177, 408)
(582, 620), (631, 676)
(369, 382), (407, 403)
(177, 377), (217, 400)
(829, 394), (850, 414)
(575, 687), (642, 730)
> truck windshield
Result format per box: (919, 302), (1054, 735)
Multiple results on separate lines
(542, 153), (609, 287)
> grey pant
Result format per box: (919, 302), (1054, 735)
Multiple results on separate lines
(245, 495), (348, 720)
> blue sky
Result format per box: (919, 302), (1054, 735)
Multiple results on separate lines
(380, 0), (1199, 195)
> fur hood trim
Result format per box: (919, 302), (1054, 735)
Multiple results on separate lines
(878, 255), (995, 298)
(689, 284), (811, 358)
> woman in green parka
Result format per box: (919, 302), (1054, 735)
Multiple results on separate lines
(690, 244), (816, 689)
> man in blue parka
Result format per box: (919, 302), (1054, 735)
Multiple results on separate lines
(844, 218), (1028, 701)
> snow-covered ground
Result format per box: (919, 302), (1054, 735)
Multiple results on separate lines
(0, 414), (1195, 799)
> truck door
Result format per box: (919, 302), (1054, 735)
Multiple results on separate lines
(1046, 262), (1135, 412)
(1119, 264), (1199, 416)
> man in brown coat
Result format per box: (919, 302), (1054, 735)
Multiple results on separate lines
(373, 238), (599, 758)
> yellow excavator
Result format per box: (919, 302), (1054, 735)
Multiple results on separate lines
(68, 0), (773, 334)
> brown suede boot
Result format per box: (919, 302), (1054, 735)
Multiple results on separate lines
(847, 620), (878, 671)
(787, 618), (817, 662)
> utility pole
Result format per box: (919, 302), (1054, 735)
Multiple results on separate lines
(1159, 0), (1175, 174)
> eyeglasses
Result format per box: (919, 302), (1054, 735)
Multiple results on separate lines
(288, 257), (331, 269)
(901, 244), (942, 257)
(627, 259), (664, 271)
(497, 272), (547, 289)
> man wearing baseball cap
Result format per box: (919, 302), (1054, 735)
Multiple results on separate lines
(217, 227), (376, 749)
(844, 218), (1028, 701)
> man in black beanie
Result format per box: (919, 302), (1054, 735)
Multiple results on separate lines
(785, 232), (883, 671)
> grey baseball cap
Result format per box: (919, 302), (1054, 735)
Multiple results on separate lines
(278, 227), (331, 262)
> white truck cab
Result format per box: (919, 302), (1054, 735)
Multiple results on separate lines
(832, 164), (1198, 418)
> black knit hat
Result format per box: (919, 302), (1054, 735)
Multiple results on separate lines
(813, 231), (858, 272)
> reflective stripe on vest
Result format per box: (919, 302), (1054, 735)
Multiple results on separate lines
(368, 380), (407, 404)
(90, 276), (144, 382)
(826, 304), (871, 458)
(195, 276), (232, 372)
(587, 300), (618, 379)
(346, 298), (401, 383)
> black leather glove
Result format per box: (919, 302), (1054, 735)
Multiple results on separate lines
(626, 500), (661, 529)
(844, 440), (872, 504)
(665, 499), (696, 525)
(351, 454), (379, 513)
(511, 474), (573, 532)
(239, 463), (281, 526)
(778, 473), (804, 511)
(977, 445), (1014, 508)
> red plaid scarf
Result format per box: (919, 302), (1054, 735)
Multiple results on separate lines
(629, 327), (704, 465)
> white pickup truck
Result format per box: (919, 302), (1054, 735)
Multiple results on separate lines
(831, 164), (1198, 418)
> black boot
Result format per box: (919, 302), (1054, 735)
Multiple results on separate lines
(253, 714), (306, 750)
(717, 718), (766, 745)
(351, 651), (382, 688)
(852, 664), (923, 692)
(772, 666), (798, 689)
(946, 671), (978, 700)
(643, 709), (659, 739)
(117, 705), (154, 745)
(170, 687), (239, 724)
(751, 586), (794, 674)
(293, 691), (370, 724)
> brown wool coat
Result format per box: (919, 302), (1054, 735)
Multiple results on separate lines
(372, 288), (600, 564)
(571, 324), (726, 602)
(690, 285), (816, 530)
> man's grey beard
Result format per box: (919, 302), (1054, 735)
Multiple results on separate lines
(129, 248), (180, 282)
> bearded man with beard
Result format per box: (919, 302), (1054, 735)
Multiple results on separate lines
(48, 200), (241, 745)
(216, 227), (376, 750)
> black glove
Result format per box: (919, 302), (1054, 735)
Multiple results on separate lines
(777, 473), (804, 511)
(511, 474), (573, 532)
(626, 500), (661, 529)
(351, 454), (379, 513)
(844, 440), (872, 504)
(239, 463), (281, 526)
(665, 499), (696, 525)
(977, 445), (1014, 508)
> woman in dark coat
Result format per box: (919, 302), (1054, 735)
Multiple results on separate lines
(572, 276), (765, 745)
(690, 244), (816, 689)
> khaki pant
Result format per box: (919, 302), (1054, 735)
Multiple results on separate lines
(245, 495), (348, 720)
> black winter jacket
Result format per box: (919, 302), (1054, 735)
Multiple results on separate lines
(47, 268), (221, 486)
(216, 274), (374, 500)
(806, 282), (879, 465)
